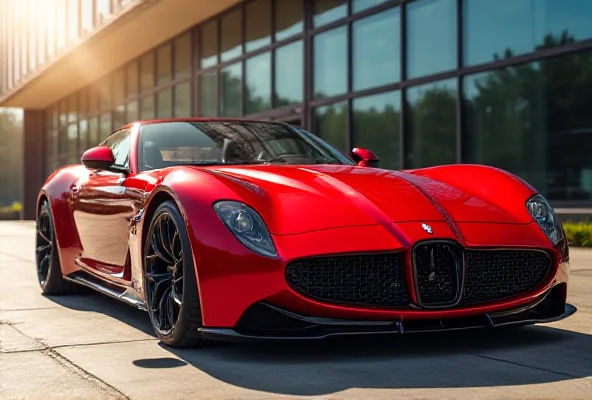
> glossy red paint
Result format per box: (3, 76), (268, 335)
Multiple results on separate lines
(351, 147), (380, 167)
(81, 146), (115, 167)
(37, 118), (571, 335)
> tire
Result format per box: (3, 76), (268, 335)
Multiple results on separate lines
(36, 200), (73, 295)
(143, 200), (209, 348)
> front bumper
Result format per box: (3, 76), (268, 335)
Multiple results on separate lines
(198, 283), (576, 341)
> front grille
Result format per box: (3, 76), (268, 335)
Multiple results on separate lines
(413, 242), (462, 306)
(461, 249), (551, 305)
(285, 253), (411, 308)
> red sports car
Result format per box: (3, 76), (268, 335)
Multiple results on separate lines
(36, 118), (575, 348)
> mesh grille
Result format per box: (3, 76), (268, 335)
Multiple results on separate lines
(413, 242), (461, 305)
(285, 253), (410, 308)
(461, 249), (551, 304)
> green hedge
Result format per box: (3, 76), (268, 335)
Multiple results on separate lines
(563, 222), (592, 247)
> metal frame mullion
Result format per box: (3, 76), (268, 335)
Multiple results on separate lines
(455, 0), (463, 164)
(303, 0), (313, 131)
(241, 2), (247, 116)
(346, 0), (353, 151)
(400, 0), (407, 169)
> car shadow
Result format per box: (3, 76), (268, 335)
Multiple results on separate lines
(47, 291), (592, 396)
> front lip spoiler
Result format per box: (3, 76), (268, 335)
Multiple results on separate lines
(197, 286), (577, 342)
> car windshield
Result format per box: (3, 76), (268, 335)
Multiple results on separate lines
(138, 121), (355, 171)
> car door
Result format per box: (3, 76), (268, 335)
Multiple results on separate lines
(72, 128), (135, 276)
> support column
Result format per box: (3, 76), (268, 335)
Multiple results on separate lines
(22, 110), (45, 220)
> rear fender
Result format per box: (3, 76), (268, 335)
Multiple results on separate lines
(37, 166), (87, 275)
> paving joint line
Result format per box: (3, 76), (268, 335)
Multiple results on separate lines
(475, 354), (581, 379)
(1, 306), (62, 312)
(7, 323), (130, 399)
(44, 348), (130, 399)
(2, 338), (159, 354)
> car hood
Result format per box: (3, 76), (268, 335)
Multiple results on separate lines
(204, 165), (532, 235)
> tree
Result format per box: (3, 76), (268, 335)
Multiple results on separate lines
(0, 109), (23, 209)
(465, 31), (592, 200)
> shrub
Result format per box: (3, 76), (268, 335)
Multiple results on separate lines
(563, 222), (592, 247)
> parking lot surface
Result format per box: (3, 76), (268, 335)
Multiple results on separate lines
(1, 221), (591, 399)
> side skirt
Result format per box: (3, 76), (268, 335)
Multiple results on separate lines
(64, 270), (147, 311)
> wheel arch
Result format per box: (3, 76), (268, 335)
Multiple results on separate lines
(139, 186), (206, 310)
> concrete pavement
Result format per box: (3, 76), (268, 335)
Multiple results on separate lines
(1, 221), (591, 399)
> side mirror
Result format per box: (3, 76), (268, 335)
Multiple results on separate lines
(351, 147), (379, 168)
(81, 146), (115, 170)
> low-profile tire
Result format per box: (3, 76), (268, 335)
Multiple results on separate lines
(36, 200), (73, 295)
(143, 200), (210, 348)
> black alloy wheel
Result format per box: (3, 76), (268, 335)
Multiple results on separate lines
(35, 200), (72, 295)
(143, 201), (208, 348)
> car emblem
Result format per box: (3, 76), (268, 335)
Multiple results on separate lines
(422, 223), (433, 234)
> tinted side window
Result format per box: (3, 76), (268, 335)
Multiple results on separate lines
(101, 129), (131, 168)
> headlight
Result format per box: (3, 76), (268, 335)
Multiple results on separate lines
(213, 200), (277, 258)
(526, 194), (564, 245)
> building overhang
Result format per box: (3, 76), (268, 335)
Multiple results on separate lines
(0, 0), (241, 109)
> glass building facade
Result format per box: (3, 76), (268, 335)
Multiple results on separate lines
(2, 0), (592, 217)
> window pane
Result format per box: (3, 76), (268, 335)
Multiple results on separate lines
(353, 91), (401, 170)
(67, 95), (77, 123)
(174, 82), (192, 117)
(174, 33), (191, 78)
(464, 0), (592, 67)
(127, 100), (138, 123)
(96, 0), (111, 23)
(58, 129), (67, 165)
(246, 0), (271, 52)
(156, 88), (173, 118)
(246, 53), (271, 114)
(140, 52), (155, 92)
(46, 130), (58, 173)
(275, 0), (303, 41)
(464, 52), (592, 201)
(200, 20), (218, 69)
(200, 71), (218, 117)
(79, 119), (88, 153)
(406, 0), (456, 79)
(221, 63), (242, 116)
(352, 0), (389, 14)
(157, 44), (172, 86)
(67, 124), (78, 164)
(221, 9), (242, 62)
(126, 60), (139, 98)
(59, 100), (67, 127)
(89, 116), (100, 146)
(113, 105), (126, 128)
(78, 90), (88, 117)
(313, 0), (347, 28)
(405, 78), (457, 168)
(275, 41), (303, 106)
(82, 0), (94, 33)
(353, 8), (400, 91)
(112, 68), (125, 105)
(314, 102), (347, 151)
(140, 96), (154, 120)
(314, 27), (347, 99)
(68, 0), (79, 42)
(88, 86), (99, 114)
(100, 113), (112, 140)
